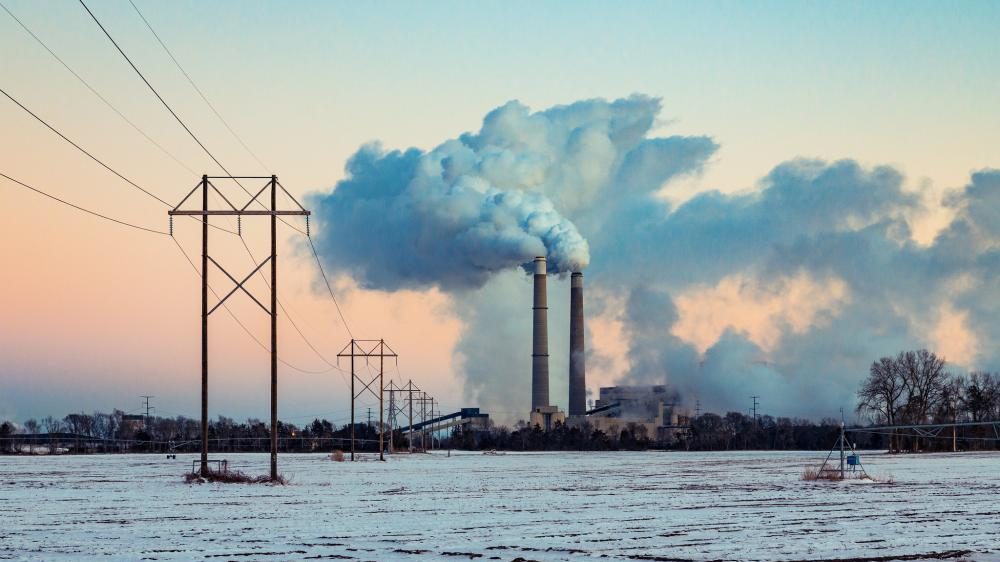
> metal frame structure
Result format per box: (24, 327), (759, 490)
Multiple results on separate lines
(169, 174), (309, 479)
(384, 380), (406, 454)
(415, 392), (434, 451)
(384, 380), (424, 453)
(817, 423), (868, 480)
(848, 420), (1000, 452)
(337, 339), (397, 461)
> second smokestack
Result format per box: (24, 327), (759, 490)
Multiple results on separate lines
(531, 256), (549, 410)
(568, 271), (585, 416)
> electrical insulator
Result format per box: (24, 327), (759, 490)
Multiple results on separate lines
(306, 215), (311, 237)
(237, 215), (242, 236)
(169, 215), (173, 236)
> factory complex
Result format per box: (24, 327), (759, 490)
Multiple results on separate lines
(526, 257), (690, 439)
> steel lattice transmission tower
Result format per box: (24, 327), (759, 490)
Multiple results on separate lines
(169, 174), (309, 480)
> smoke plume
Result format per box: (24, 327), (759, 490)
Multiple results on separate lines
(309, 94), (999, 420)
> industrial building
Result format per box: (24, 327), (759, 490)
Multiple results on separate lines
(525, 255), (689, 440)
(588, 385), (691, 442)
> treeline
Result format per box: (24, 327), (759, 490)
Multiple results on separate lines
(0, 412), (395, 454)
(5, 348), (998, 455)
(856, 349), (1000, 452)
(2, 409), (864, 454)
(451, 414), (880, 452)
(450, 421), (646, 451)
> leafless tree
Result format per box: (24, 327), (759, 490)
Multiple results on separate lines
(857, 349), (952, 452)
(857, 355), (906, 451)
(964, 372), (1000, 421)
(41, 416), (62, 434)
(23, 419), (39, 434)
(898, 350), (948, 427)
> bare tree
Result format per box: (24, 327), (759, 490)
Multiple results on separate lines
(23, 419), (39, 434)
(899, 350), (948, 427)
(965, 372), (1000, 422)
(41, 416), (62, 434)
(857, 355), (906, 451)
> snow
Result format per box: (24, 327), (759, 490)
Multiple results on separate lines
(1, 450), (998, 561)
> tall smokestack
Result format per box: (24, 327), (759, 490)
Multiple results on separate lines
(569, 271), (586, 416)
(531, 256), (549, 410)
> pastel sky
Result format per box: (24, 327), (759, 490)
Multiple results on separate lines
(2, 0), (999, 424)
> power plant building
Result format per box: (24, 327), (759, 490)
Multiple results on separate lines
(524, 259), (687, 439)
(588, 385), (690, 442)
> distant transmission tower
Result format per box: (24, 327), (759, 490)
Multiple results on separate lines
(140, 395), (154, 427)
(751, 395), (760, 424)
(338, 339), (397, 461)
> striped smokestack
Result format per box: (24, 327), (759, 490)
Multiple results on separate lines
(568, 272), (586, 416)
(531, 256), (549, 410)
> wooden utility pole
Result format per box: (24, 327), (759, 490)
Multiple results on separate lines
(350, 346), (355, 460)
(379, 349), (384, 456)
(269, 175), (278, 481)
(338, 339), (397, 461)
(386, 382), (396, 454)
(408, 382), (415, 452)
(169, 175), (309, 480)
(200, 175), (209, 476)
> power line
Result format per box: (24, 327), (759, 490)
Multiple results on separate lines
(127, 0), (268, 172)
(0, 86), (237, 236)
(5, 4), (350, 400)
(80, 0), (351, 361)
(210, 202), (354, 376)
(170, 236), (336, 376)
(193, 197), (352, 389)
(77, 0), (226, 178)
(0, 1), (197, 176)
(1, 91), (351, 398)
(78, 0), (306, 236)
(1, 86), (170, 206)
(76, 0), (352, 380)
(1, 171), (169, 235)
(0, 177), (346, 415)
(188, 196), (350, 388)
(233, 226), (347, 380)
(3, 177), (336, 395)
(308, 236), (354, 339)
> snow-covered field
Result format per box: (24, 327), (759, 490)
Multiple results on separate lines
(1, 450), (998, 561)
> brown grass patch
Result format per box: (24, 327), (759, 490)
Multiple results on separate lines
(801, 468), (843, 481)
(802, 467), (894, 484)
(329, 450), (345, 462)
(183, 469), (287, 485)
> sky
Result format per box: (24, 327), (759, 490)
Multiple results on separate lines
(1, 0), (998, 425)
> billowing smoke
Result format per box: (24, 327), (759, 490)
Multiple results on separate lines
(308, 102), (602, 291)
(308, 94), (999, 420)
(615, 163), (1000, 416)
